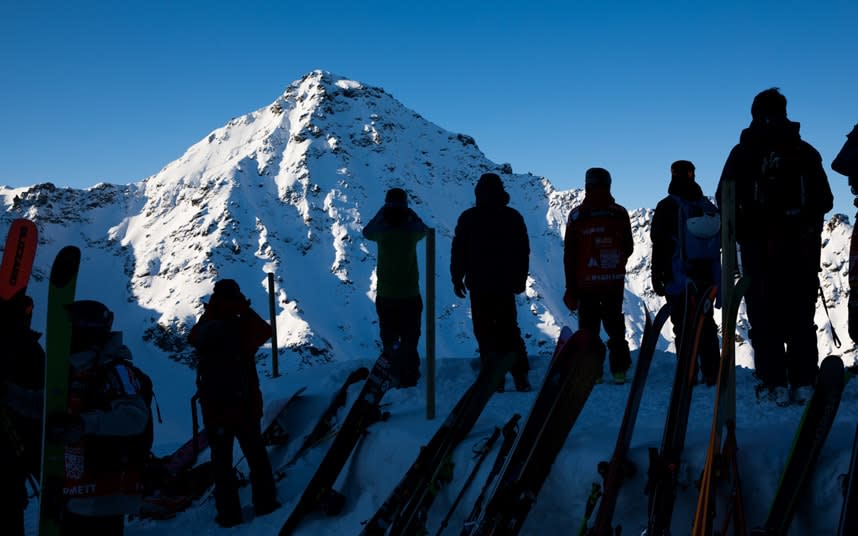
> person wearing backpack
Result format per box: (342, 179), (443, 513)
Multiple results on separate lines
(451, 172), (532, 392)
(43, 300), (152, 535)
(563, 167), (634, 383)
(188, 279), (279, 527)
(651, 160), (721, 386)
(831, 123), (858, 343)
(717, 88), (833, 405)
(362, 187), (428, 387)
(0, 295), (45, 536)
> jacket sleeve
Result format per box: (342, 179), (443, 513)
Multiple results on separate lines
(563, 211), (577, 293)
(450, 212), (468, 283)
(244, 307), (272, 351)
(621, 208), (634, 260)
(650, 199), (674, 285)
(407, 209), (428, 241)
(804, 144), (834, 218)
(513, 211), (530, 293)
(362, 209), (385, 241)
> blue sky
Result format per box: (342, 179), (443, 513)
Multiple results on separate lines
(2, 0), (856, 215)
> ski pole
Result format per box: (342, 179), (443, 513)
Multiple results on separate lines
(576, 482), (603, 536)
(463, 413), (521, 528)
(434, 427), (501, 536)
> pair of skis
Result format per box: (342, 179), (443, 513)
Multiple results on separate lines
(646, 285), (718, 536)
(462, 327), (605, 535)
(1, 220), (82, 536)
(581, 303), (671, 536)
(278, 348), (400, 534)
(358, 350), (517, 536)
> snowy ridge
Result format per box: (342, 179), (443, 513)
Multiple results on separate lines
(4, 70), (857, 535)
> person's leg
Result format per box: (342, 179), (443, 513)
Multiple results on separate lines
(494, 293), (530, 390)
(375, 297), (398, 351)
(785, 281), (820, 388)
(207, 425), (242, 526)
(601, 290), (631, 376)
(741, 245), (788, 389)
(235, 420), (279, 516)
(398, 295), (424, 386)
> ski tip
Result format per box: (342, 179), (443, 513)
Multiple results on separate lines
(49, 245), (81, 286)
(350, 367), (371, 382)
(819, 354), (846, 390)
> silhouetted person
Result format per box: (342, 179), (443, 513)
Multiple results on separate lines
(451, 173), (532, 392)
(188, 279), (279, 527)
(363, 187), (428, 387)
(717, 88), (833, 405)
(831, 123), (858, 342)
(651, 160), (721, 385)
(563, 167), (634, 383)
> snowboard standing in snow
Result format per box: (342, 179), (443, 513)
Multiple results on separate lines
(38, 246), (82, 536)
(359, 350), (518, 536)
(692, 277), (750, 536)
(586, 303), (671, 536)
(646, 285), (718, 536)
(276, 367), (370, 474)
(751, 354), (845, 536)
(463, 327), (605, 536)
(278, 351), (398, 535)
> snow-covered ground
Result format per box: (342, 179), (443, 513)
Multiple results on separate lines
(26, 335), (857, 535)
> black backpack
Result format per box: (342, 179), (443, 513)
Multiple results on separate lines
(193, 315), (252, 409)
(751, 146), (809, 219)
(90, 357), (157, 469)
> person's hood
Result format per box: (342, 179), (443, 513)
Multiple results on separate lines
(667, 177), (705, 201)
(474, 174), (510, 207)
(739, 117), (802, 147)
(582, 186), (616, 207)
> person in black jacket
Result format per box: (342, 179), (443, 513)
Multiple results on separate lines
(831, 123), (858, 343)
(451, 173), (531, 392)
(188, 279), (279, 527)
(717, 88), (833, 405)
(0, 295), (44, 536)
(651, 161), (720, 386)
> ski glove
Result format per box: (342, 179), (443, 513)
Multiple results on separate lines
(46, 412), (84, 443)
(563, 289), (578, 312)
(453, 279), (467, 299)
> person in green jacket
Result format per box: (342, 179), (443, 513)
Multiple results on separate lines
(363, 188), (428, 387)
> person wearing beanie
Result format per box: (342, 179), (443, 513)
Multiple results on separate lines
(451, 173), (532, 392)
(563, 167), (631, 383)
(188, 280), (280, 527)
(651, 160), (721, 386)
(831, 123), (858, 343)
(717, 88), (833, 405)
(363, 187), (428, 387)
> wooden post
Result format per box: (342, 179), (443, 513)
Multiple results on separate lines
(268, 272), (281, 378)
(426, 228), (436, 420)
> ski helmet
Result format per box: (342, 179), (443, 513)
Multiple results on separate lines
(65, 300), (114, 333)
